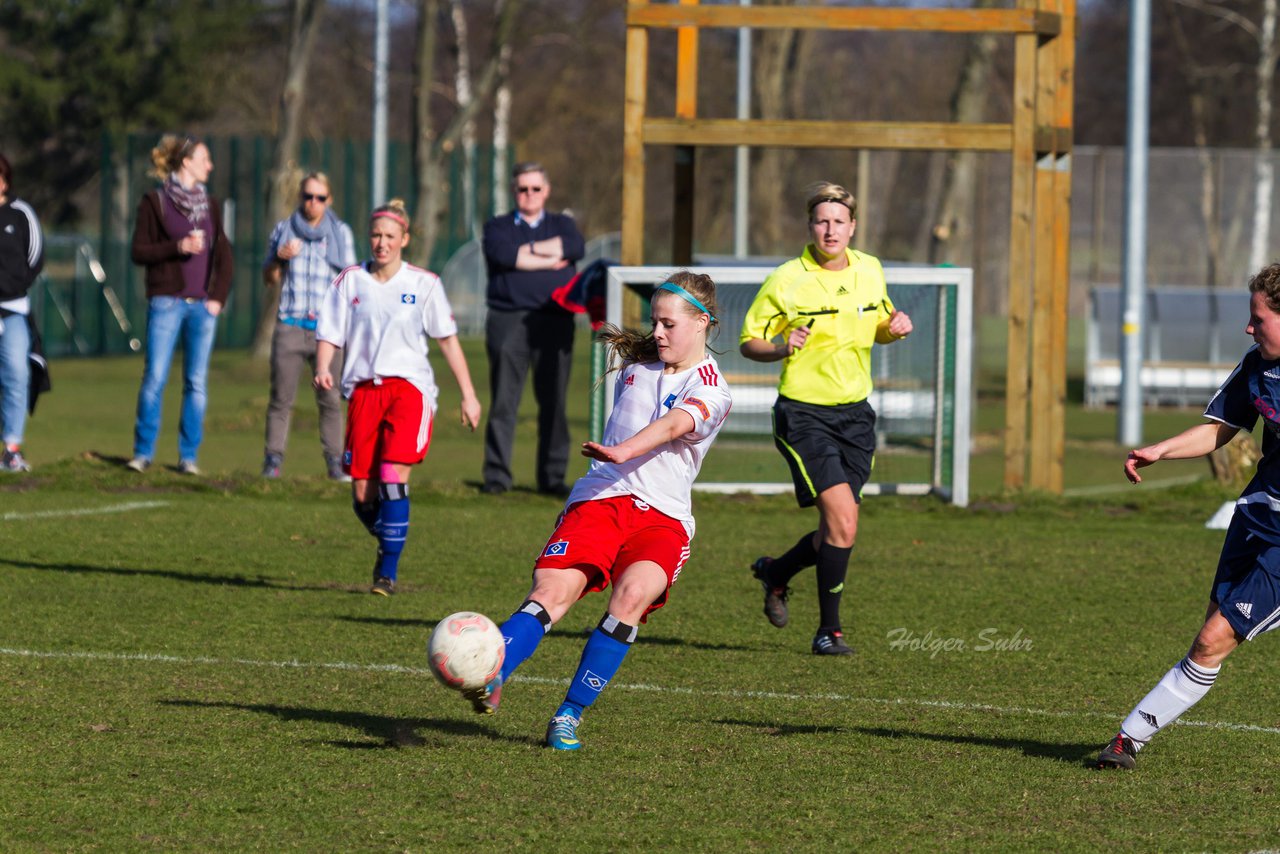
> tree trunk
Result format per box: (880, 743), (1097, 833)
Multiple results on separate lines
(752, 1), (802, 254)
(928, 10), (999, 266)
(414, 0), (521, 266)
(1249, 0), (1278, 272)
(250, 0), (326, 360)
(449, 0), (479, 240)
(491, 0), (512, 218)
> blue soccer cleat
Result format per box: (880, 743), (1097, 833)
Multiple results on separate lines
(545, 704), (582, 750)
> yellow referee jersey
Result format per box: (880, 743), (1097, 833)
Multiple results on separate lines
(739, 245), (897, 406)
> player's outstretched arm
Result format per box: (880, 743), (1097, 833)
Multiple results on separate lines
(1125, 421), (1239, 483)
(435, 334), (482, 430)
(582, 409), (697, 464)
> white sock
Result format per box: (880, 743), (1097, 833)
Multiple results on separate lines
(1120, 657), (1219, 749)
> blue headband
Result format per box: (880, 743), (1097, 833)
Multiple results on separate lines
(656, 282), (716, 323)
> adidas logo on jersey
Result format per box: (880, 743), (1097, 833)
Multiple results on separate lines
(1139, 710), (1158, 728)
(836, 285), (848, 295)
(624, 374), (636, 386)
(1237, 601), (1254, 620)
(1266, 368), (1280, 379)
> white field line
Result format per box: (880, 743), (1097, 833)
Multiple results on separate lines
(2, 645), (1279, 737)
(2, 500), (170, 521)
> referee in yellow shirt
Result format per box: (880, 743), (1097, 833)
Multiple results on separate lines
(740, 181), (913, 655)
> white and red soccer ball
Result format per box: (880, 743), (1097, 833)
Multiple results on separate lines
(427, 611), (505, 691)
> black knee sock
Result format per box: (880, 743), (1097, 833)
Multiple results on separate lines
(767, 531), (819, 586)
(353, 498), (380, 537)
(815, 543), (853, 631)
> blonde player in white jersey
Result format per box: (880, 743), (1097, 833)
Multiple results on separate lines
(459, 270), (732, 751)
(315, 199), (482, 596)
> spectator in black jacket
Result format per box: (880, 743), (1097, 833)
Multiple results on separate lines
(480, 162), (585, 496)
(0, 152), (44, 473)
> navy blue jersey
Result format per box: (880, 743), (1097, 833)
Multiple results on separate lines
(1206, 344), (1280, 541)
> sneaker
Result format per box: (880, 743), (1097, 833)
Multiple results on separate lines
(1095, 731), (1137, 770)
(812, 628), (854, 656)
(370, 576), (396, 596)
(177, 459), (201, 476)
(545, 704), (583, 751)
(262, 453), (283, 478)
(461, 674), (503, 715)
(1, 448), (31, 472)
(325, 454), (352, 482)
(125, 456), (150, 473)
(751, 557), (789, 628)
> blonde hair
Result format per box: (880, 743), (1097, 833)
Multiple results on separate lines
(598, 271), (719, 372)
(371, 198), (410, 232)
(149, 134), (201, 180)
(805, 181), (857, 221)
(300, 171), (332, 195)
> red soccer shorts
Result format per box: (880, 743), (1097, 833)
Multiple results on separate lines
(535, 494), (691, 619)
(343, 378), (434, 480)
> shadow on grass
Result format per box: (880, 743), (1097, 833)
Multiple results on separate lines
(161, 698), (541, 748)
(334, 615), (753, 651)
(848, 725), (1096, 764)
(2, 557), (361, 593)
(715, 719), (1095, 763)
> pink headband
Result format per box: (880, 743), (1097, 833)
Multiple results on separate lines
(372, 210), (408, 228)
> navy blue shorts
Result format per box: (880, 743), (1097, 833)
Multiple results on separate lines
(772, 395), (875, 508)
(1212, 513), (1280, 641)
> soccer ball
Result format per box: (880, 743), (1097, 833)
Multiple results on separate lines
(427, 611), (505, 691)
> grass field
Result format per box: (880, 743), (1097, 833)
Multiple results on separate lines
(4, 340), (1280, 851)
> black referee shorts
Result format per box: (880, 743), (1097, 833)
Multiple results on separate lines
(772, 395), (876, 508)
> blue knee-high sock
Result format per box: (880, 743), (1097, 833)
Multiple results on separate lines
(499, 600), (553, 681)
(374, 483), (409, 581)
(562, 614), (636, 715)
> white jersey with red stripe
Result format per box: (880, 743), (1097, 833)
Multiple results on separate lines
(317, 261), (458, 407)
(565, 355), (732, 537)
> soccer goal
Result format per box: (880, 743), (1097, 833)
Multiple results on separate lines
(591, 265), (973, 507)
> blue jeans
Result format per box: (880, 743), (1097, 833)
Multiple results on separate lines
(133, 296), (217, 463)
(0, 312), (31, 447)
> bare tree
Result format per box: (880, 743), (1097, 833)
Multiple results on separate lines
(412, 0), (520, 265)
(752, 0), (807, 254)
(251, 0), (327, 360)
(1171, 0), (1279, 272)
(449, 0), (479, 239)
(928, 1), (1001, 267)
(491, 0), (513, 217)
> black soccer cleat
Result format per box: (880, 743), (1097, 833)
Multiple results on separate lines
(1095, 731), (1137, 770)
(751, 557), (790, 628)
(812, 628), (854, 656)
(370, 576), (396, 596)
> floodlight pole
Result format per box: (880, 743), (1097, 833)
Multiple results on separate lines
(1119, 0), (1150, 447)
(372, 0), (390, 209)
(733, 0), (751, 258)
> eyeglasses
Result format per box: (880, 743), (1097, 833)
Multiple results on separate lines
(303, 193), (329, 202)
(515, 186), (544, 194)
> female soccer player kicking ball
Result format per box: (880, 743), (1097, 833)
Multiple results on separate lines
(1097, 262), (1280, 770)
(462, 271), (731, 750)
(315, 199), (482, 596)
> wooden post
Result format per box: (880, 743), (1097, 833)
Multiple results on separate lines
(1029, 0), (1058, 491)
(622, 0), (649, 267)
(1004, 0), (1038, 491)
(673, 0), (699, 265)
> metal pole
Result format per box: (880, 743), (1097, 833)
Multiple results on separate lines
(733, 0), (751, 258)
(372, 0), (389, 208)
(1119, 0), (1150, 446)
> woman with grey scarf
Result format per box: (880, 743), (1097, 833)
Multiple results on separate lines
(261, 172), (357, 480)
